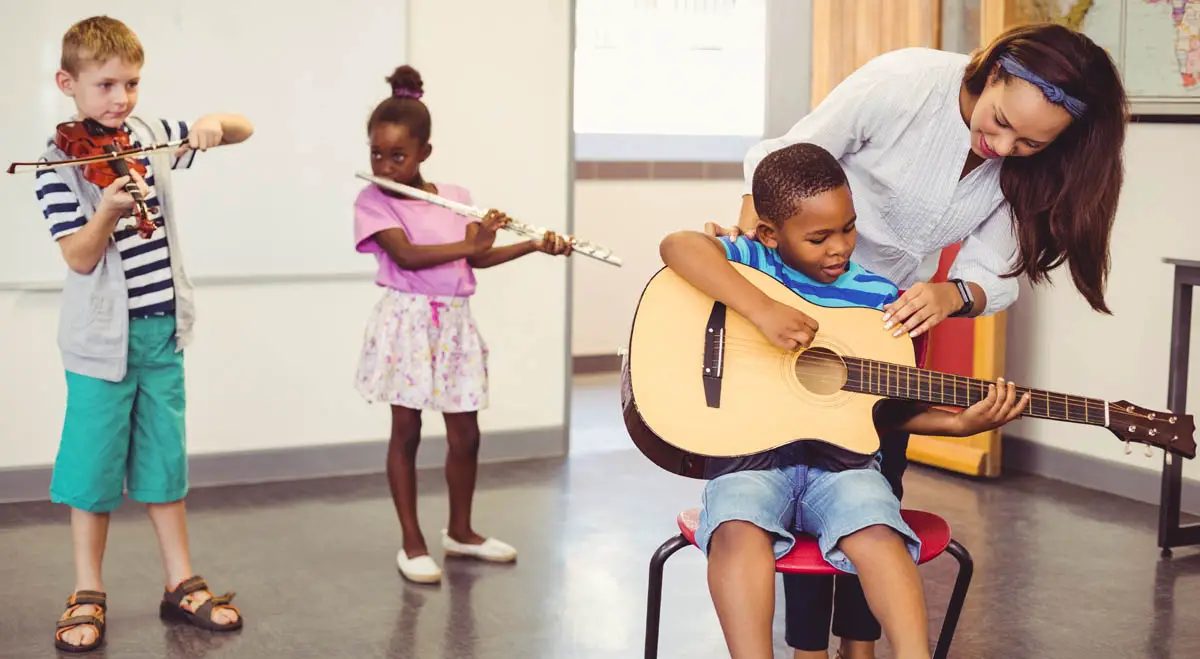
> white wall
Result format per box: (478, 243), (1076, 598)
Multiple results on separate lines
(1004, 122), (1200, 483)
(571, 179), (744, 356)
(571, 124), (1200, 485)
(0, 1), (409, 285)
(0, 0), (571, 470)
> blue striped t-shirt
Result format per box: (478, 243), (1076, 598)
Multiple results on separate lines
(36, 119), (197, 318)
(703, 237), (901, 477)
(720, 236), (900, 311)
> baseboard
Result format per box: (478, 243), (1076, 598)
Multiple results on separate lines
(1003, 434), (1200, 515)
(0, 425), (565, 505)
(573, 353), (622, 374)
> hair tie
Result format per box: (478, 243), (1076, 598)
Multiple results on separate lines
(394, 88), (423, 100)
(997, 54), (1087, 118)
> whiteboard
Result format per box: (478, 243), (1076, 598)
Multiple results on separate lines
(0, 1), (407, 286)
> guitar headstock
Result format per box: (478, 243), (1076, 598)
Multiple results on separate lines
(1107, 400), (1196, 459)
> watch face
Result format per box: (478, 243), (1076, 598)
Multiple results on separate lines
(951, 280), (972, 316)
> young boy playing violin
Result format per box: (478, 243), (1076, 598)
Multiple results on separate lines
(658, 142), (1029, 659)
(35, 16), (253, 652)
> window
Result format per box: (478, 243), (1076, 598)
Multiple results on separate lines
(574, 0), (767, 161)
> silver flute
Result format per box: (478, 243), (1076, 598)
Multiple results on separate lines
(355, 172), (622, 267)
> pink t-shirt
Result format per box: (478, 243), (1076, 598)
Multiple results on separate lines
(354, 183), (477, 297)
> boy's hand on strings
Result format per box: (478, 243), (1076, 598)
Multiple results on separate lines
(97, 170), (149, 217)
(748, 300), (819, 351)
(951, 378), (1030, 436)
(534, 230), (573, 257)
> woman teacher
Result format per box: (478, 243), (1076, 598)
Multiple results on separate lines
(707, 23), (1128, 659)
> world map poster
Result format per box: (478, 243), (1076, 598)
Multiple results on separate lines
(1033, 0), (1200, 117)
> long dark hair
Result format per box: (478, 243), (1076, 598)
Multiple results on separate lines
(367, 65), (432, 142)
(964, 23), (1128, 313)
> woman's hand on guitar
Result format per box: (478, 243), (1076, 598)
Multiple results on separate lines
(953, 378), (1031, 436)
(703, 221), (757, 243)
(749, 300), (819, 351)
(881, 281), (963, 338)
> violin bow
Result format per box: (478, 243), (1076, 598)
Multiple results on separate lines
(6, 139), (190, 175)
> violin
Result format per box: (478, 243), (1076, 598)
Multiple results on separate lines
(54, 120), (159, 239)
(7, 119), (200, 239)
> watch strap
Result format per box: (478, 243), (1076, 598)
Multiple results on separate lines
(948, 279), (973, 317)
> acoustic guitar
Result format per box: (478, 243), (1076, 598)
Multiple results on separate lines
(621, 264), (1196, 479)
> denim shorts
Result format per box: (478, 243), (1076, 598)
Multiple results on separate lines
(693, 456), (920, 573)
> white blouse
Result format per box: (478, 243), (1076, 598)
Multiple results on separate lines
(744, 47), (1019, 316)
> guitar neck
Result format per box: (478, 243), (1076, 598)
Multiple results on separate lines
(842, 357), (1108, 426)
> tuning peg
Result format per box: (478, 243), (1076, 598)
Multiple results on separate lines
(1145, 444), (1154, 458)
(1125, 440), (1132, 455)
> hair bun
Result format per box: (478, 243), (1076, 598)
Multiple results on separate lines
(387, 65), (424, 100)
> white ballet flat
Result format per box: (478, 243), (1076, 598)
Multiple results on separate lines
(396, 550), (442, 584)
(441, 530), (518, 563)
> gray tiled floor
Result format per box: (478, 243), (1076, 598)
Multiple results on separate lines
(1, 376), (1198, 658)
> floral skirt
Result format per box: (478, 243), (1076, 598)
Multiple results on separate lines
(355, 289), (488, 412)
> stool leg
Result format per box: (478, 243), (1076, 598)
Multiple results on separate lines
(646, 534), (691, 659)
(933, 539), (974, 659)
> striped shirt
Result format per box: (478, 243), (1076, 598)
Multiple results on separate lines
(701, 237), (899, 478)
(36, 119), (196, 318)
(720, 236), (900, 311)
(744, 47), (1019, 316)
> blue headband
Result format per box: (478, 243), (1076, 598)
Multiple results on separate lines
(997, 54), (1087, 118)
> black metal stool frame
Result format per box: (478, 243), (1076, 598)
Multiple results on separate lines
(643, 534), (974, 659)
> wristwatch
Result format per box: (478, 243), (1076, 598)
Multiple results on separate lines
(947, 279), (974, 318)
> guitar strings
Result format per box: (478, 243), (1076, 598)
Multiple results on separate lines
(713, 339), (1147, 423)
(711, 344), (1109, 425)
(705, 340), (1128, 424)
(716, 334), (1115, 414)
(690, 342), (1180, 453)
(722, 342), (1128, 422)
(713, 344), (1036, 401)
(714, 337), (1110, 414)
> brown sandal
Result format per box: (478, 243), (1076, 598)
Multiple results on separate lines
(54, 590), (106, 653)
(159, 576), (243, 632)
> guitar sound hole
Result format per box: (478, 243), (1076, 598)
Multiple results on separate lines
(794, 347), (847, 396)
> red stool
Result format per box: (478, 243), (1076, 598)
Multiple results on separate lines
(645, 508), (973, 659)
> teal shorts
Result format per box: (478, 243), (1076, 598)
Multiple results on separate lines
(51, 315), (188, 513)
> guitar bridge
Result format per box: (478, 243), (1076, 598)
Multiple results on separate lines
(703, 302), (726, 408)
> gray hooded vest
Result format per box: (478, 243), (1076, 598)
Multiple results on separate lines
(44, 116), (196, 383)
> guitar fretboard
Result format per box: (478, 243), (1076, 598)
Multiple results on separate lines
(841, 357), (1107, 426)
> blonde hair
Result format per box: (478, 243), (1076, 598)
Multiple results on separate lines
(61, 16), (144, 75)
